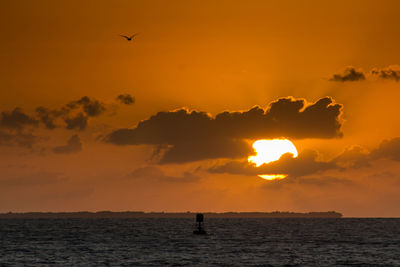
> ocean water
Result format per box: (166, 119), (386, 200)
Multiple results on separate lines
(0, 218), (399, 266)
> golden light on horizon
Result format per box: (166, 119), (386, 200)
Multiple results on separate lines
(258, 174), (288, 180)
(248, 139), (298, 180)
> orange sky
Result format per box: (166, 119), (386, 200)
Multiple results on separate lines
(1, 0), (400, 216)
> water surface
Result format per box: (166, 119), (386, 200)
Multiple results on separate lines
(1, 218), (399, 266)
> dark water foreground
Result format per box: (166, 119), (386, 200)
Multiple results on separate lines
(0, 218), (399, 266)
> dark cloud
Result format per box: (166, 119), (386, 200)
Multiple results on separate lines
(329, 67), (366, 82)
(329, 65), (400, 82)
(68, 96), (106, 117)
(117, 94), (135, 105)
(0, 95), (120, 148)
(207, 137), (400, 181)
(105, 97), (343, 163)
(371, 66), (400, 81)
(53, 135), (82, 154)
(64, 113), (88, 130)
(35, 96), (107, 130)
(370, 137), (400, 161)
(157, 138), (252, 164)
(0, 130), (38, 148)
(332, 146), (370, 168)
(0, 108), (40, 148)
(35, 107), (57, 130)
(35, 106), (68, 130)
(128, 166), (201, 183)
(209, 150), (336, 179)
(0, 108), (38, 130)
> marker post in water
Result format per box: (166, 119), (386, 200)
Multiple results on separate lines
(193, 213), (207, 235)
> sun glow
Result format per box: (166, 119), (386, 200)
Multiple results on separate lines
(248, 139), (298, 166)
(258, 174), (288, 180)
(248, 139), (298, 180)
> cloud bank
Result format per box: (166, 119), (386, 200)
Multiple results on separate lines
(0, 108), (39, 130)
(209, 150), (336, 178)
(0, 94), (134, 148)
(207, 137), (400, 180)
(105, 97), (343, 163)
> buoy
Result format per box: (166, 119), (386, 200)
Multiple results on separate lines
(193, 213), (207, 235)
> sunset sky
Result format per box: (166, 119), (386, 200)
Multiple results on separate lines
(1, 0), (400, 216)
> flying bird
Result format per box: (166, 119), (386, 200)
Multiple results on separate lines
(120, 33), (140, 41)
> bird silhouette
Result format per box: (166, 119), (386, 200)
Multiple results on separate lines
(120, 33), (140, 41)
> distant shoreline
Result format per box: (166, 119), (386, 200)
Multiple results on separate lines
(0, 211), (342, 219)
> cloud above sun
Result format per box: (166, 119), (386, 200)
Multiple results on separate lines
(105, 96), (343, 163)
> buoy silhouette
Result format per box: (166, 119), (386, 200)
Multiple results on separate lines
(193, 213), (207, 235)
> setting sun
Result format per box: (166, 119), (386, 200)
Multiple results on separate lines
(248, 139), (298, 180)
(248, 139), (298, 167)
(4, 3), (400, 259)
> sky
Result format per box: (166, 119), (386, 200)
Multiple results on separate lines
(1, 0), (400, 216)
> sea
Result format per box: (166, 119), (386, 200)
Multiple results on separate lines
(0, 218), (399, 266)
